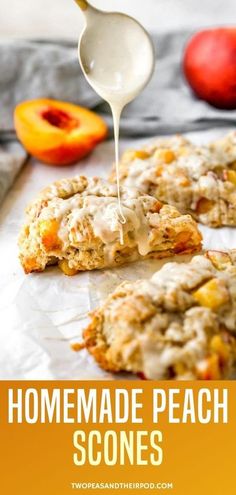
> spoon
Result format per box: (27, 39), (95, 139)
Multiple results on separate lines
(74, 0), (155, 224)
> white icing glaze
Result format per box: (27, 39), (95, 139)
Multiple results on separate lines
(77, 3), (154, 241)
(39, 182), (155, 258)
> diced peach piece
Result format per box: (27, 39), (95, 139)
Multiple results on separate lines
(174, 230), (192, 253)
(206, 250), (232, 270)
(122, 149), (150, 163)
(14, 99), (107, 166)
(22, 256), (42, 274)
(59, 260), (78, 276)
(39, 219), (61, 251)
(177, 175), (190, 187)
(150, 200), (163, 213)
(210, 335), (230, 364)
(196, 354), (221, 380)
(193, 278), (229, 309)
(223, 169), (236, 185)
(196, 197), (215, 214)
(155, 166), (164, 177)
(154, 148), (176, 163)
(174, 362), (187, 377)
(133, 150), (151, 160)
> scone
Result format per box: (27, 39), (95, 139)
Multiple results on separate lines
(19, 176), (202, 275)
(110, 132), (236, 227)
(84, 251), (236, 380)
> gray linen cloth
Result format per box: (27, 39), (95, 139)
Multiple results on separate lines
(0, 32), (235, 204)
(0, 142), (26, 204)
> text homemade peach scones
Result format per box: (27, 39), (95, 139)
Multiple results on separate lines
(110, 132), (236, 227)
(84, 251), (236, 380)
(18, 176), (202, 275)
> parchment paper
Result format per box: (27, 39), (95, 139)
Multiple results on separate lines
(0, 128), (235, 379)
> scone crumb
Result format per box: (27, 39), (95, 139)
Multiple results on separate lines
(71, 342), (86, 352)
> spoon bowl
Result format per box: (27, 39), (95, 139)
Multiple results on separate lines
(76, 1), (155, 107)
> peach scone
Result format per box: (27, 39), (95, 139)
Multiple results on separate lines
(110, 132), (236, 227)
(18, 176), (202, 275)
(84, 251), (236, 380)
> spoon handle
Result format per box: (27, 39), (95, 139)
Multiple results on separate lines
(74, 0), (89, 11)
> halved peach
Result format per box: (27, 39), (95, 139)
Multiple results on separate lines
(14, 99), (108, 166)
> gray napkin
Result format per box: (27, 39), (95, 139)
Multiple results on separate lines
(1, 33), (236, 136)
(0, 32), (235, 204)
(0, 142), (26, 205)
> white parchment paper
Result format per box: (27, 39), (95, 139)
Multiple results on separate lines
(0, 128), (236, 379)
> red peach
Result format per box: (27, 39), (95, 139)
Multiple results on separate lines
(183, 28), (236, 109)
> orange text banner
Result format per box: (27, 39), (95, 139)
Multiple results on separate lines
(0, 381), (235, 495)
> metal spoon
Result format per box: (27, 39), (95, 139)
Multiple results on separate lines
(74, 0), (155, 106)
(74, 0), (155, 225)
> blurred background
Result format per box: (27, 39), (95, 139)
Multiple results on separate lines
(0, 0), (234, 39)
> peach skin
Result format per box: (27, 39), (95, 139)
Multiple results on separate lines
(14, 99), (108, 166)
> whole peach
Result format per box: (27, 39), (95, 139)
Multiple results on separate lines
(183, 28), (236, 109)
